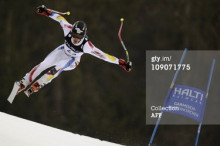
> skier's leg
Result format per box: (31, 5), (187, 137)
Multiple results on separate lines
(17, 45), (65, 93)
(34, 66), (59, 89)
(24, 66), (58, 96)
(24, 57), (80, 96)
(39, 56), (80, 86)
(27, 45), (66, 83)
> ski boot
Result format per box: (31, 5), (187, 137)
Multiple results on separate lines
(16, 78), (29, 94)
(24, 81), (42, 97)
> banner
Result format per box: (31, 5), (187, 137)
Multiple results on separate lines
(164, 84), (207, 122)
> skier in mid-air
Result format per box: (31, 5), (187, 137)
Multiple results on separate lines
(14, 5), (132, 97)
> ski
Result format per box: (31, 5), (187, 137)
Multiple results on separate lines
(7, 82), (20, 104)
(7, 80), (40, 103)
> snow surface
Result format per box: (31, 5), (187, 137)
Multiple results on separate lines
(0, 112), (122, 146)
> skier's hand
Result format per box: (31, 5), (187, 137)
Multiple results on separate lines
(119, 59), (132, 72)
(36, 5), (52, 16)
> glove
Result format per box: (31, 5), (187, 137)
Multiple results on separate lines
(36, 5), (52, 16)
(119, 59), (132, 72)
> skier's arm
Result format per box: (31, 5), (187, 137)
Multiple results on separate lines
(84, 41), (119, 64)
(84, 41), (132, 71)
(36, 5), (72, 36)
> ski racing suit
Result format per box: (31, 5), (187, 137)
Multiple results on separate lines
(22, 13), (119, 88)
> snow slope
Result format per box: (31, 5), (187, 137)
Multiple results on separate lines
(0, 112), (122, 146)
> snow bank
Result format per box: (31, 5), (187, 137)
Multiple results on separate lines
(0, 112), (122, 146)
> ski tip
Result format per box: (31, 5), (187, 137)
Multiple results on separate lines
(24, 90), (30, 97)
(7, 98), (13, 104)
(7, 82), (20, 104)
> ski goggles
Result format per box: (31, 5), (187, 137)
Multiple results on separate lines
(72, 32), (84, 39)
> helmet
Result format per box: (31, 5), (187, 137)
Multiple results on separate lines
(72, 21), (87, 39)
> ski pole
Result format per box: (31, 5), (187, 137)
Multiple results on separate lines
(47, 8), (71, 16)
(118, 18), (130, 63)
